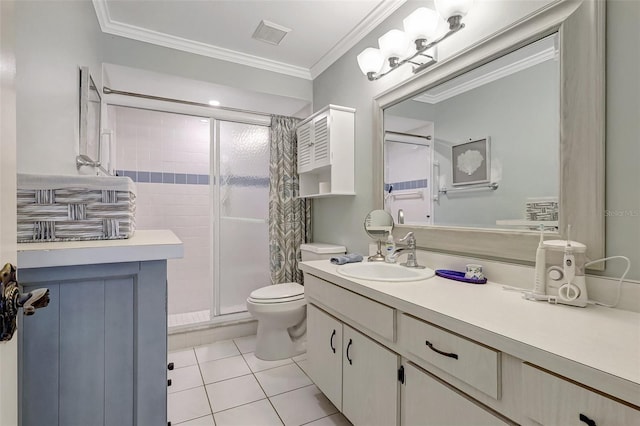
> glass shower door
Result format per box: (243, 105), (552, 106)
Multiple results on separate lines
(214, 121), (270, 315)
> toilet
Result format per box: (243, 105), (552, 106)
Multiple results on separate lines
(247, 243), (346, 361)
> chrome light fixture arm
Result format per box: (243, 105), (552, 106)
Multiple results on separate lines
(366, 17), (466, 81)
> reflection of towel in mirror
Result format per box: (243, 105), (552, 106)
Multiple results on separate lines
(330, 254), (363, 265)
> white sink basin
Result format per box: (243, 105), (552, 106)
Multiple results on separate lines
(336, 262), (435, 282)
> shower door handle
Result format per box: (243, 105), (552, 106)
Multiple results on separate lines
(330, 329), (336, 353)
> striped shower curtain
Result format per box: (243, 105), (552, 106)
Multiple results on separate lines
(268, 115), (312, 285)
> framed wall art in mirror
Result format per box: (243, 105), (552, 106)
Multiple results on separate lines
(373, 0), (604, 266)
(451, 138), (490, 187)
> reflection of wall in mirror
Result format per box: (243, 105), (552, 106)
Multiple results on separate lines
(383, 124), (433, 225)
(432, 58), (559, 228)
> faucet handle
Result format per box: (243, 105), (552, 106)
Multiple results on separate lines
(398, 232), (415, 245)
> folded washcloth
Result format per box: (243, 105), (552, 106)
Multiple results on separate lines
(330, 253), (363, 265)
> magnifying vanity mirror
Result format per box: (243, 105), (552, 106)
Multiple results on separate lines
(373, 0), (604, 266)
(364, 209), (394, 262)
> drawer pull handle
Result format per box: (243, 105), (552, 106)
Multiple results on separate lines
(346, 338), (353, 365)
(425, 340), (459, 360)
(330, 329), (336, 353)
(579, 414), (596, 426)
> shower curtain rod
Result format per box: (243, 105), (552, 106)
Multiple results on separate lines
(102, 86), (273, 118)
(385, 130), (432, 140)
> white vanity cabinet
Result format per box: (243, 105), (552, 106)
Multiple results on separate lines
(301, 261), (640, 426)
(402, 363), (509, 426)
(296, 105), (355, 198)
(521, 364), (640, 425)
(307, 304), (399, 426)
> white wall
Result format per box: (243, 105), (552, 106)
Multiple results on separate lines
(312, 0), (640, 280)
(15, 0), (103, 175)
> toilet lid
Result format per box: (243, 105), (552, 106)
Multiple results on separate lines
(249, 283), (304, 301)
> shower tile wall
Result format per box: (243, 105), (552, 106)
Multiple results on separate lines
(385, 141), (431, 224)
(112, 106), (211, 317)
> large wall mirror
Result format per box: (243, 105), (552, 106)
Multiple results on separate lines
(373, 0), (604, 266)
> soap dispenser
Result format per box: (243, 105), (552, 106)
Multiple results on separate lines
(384, 232), (396, 263)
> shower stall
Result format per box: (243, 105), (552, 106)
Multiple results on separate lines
(109, 105), (270, 328)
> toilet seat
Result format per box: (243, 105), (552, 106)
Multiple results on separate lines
(248, 283), (304, 304)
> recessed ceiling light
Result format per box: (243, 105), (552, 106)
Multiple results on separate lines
(208, 100), (220, 106)
(200, 119), (209, 123)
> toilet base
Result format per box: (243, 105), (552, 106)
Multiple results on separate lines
(254, 323), (306, 361)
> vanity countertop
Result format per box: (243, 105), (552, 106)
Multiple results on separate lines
(300, 259), (640, 406)
(17, 229), (184, 269)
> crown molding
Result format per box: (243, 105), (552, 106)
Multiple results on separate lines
(310, 0), (407, 79)
(92, 0), (311, 80)
(92, 0), (406, 82)
(414, 46), (558, 104)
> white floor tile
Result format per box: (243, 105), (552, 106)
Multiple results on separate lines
(214, 399), (283, 426)
(270, 385), (337, 426)
(254, 363), (312, 397)
(292, 353), (307, 362)
(200, 355), (251, 384)
(168, 386), (212, 424)
(233, 335), (257, 354)
(296, 358), (311, 376)
(169, 348), (198, 369)
(195, 340), (240, 363)
(243, 352), (293, 373)
(168, 365), (204, 393)
(206, 374), (266, 413)
(176, 414), (216, 426)
(303, 413), (352, 426)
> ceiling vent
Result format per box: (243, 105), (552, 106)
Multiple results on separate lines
(252, 20), (291, 46)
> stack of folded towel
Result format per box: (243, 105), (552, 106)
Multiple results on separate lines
(330, 253), (363, 265)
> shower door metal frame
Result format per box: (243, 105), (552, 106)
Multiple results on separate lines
(104, 94), (270, 324)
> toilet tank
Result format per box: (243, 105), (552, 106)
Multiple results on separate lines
(300, 243), (346, 261)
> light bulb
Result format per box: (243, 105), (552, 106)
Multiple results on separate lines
(378, 29), (411, 64)
(435, 0), (474, 21)
(403, 7), (439, 43)
(357, 48), (384, 76)
(208, 100), (220, 106)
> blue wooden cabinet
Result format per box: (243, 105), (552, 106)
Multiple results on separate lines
(18, 260), (168, 426)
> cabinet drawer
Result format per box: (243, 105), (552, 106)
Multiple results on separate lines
(522, 363), (640, 425)
(398, 314), (500, 399)
(305, 274), (395, 342)
(403, 363), (510, 426)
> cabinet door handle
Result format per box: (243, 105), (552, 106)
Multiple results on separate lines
(425, 340), (459, 359)
(579, 414), (597, 426)
(330, 329), (336, 353)
(346, 338), (353, 365)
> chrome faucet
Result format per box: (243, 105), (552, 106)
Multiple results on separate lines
(387, 232), (424, 268)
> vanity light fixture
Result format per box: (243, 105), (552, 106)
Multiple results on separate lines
(357, 0), (474, 81)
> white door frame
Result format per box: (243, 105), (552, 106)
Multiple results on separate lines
(0, 0), (19, 423)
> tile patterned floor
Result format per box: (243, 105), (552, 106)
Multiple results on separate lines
(168, 335), (352, 426)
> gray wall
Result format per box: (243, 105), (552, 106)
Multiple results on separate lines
(312, 0), (639, 281)
(15, 0), (312, 176)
